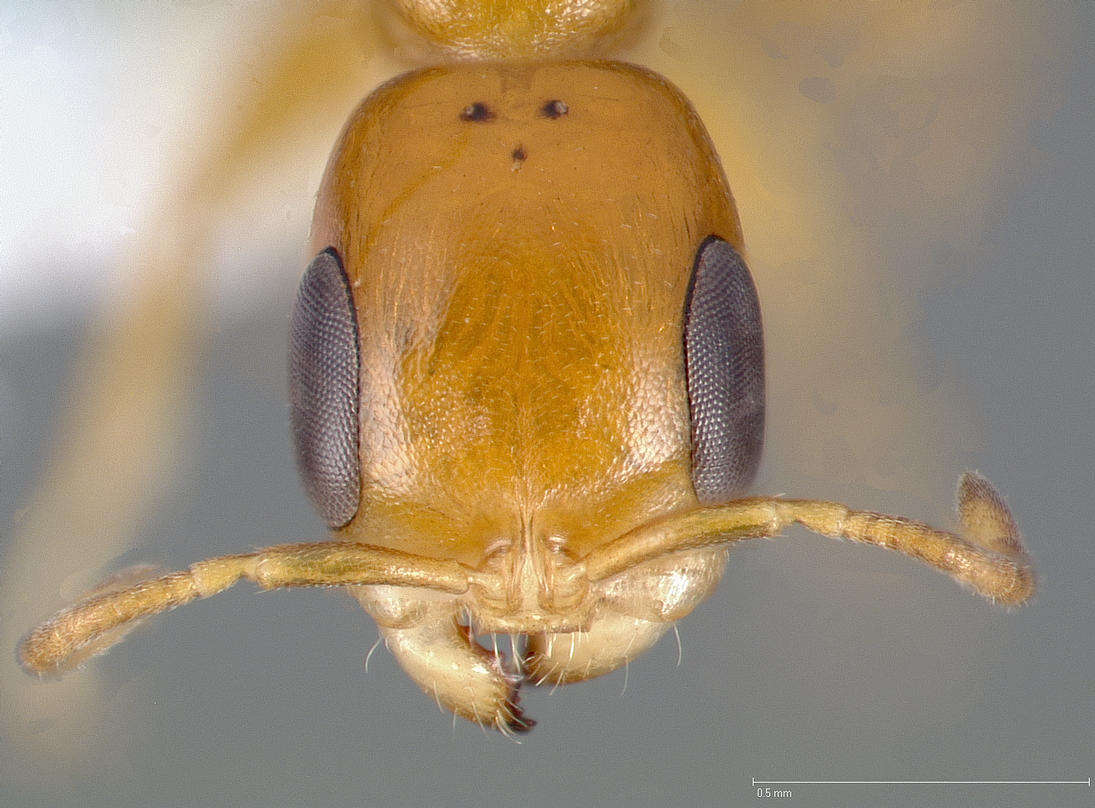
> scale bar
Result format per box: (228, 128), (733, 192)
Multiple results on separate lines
(753, 778), (1091, 786)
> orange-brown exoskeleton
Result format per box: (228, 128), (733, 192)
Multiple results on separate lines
(19, 2), (1034, 733)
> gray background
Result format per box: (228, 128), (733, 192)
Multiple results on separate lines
(1, 2), (1092, 807)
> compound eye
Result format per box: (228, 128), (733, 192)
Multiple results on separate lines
(683, 237), (765, 504)
(289, 248), (361, 527)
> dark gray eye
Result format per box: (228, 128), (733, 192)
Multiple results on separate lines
(683, 236), (765, 503)
(289, 248), (361, 527)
